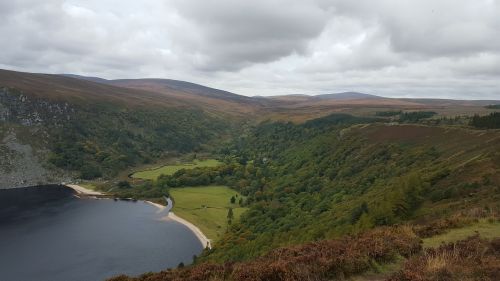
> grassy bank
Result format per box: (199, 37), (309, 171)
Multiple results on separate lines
(422, 219), (500, 248)
(170, 186), (247, 240)
(131, 159), (221, 180)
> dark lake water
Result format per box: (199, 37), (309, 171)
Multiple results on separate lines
(0, 185), (203, 281)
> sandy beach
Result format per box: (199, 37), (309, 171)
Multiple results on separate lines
(66, 184), (103, 195)
(164, 212), (212, 249)
(148, 198), (212, 249)
(67, 185), (211, 248)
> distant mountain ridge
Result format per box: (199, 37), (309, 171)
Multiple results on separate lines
(314, 92), (383, 100)
(62, 74), (257, 104)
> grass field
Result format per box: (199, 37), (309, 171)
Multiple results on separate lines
(423, 219), (500, 248)
(169, 186), (247, 241)
(131, 159), (221, 180)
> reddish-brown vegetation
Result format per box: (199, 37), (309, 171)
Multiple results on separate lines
(388, 236), (500, 281)
(108, 226), (421, 281)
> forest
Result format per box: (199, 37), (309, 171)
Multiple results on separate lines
(107, 112), (500, 280)
(470, 112), (500, 129)
(47, 104), (229, 178)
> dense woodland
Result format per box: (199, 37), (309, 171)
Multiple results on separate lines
(47, 104), (229, 179)
(116, 113), (500, 267)
(470, 112), (500, 129)
(108, 112), (500, 280)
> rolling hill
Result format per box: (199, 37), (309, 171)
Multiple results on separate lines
(0, 69), (238, 187)
(62, 74), (266, 115)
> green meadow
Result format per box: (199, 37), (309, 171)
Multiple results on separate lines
(169, 186), (247, 240)
(423, 220), (500, 248)
(132, 159), (221, 180)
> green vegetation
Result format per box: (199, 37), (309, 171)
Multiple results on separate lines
(132, 159), (221, 180)
(375, 110), (402, 117)
(423, 219), (500, 248)
(47, 106), (227, 179)
(485, 104), (500, 109)
(186, 114), (500, 262)
(170, 186), (247, 240)
(398, 111), (437, 122)
(470, 112), (500, 128)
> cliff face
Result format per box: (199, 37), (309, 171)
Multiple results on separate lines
(0, 88), (71, 188)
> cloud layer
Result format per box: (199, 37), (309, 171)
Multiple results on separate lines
(1, 0), (499, 99)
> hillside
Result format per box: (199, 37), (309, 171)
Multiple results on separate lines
(63, 74), (266, 115)
(2, 68), (498, 187)
(2, 68), (500, 280)
(0, 69), (233, 187)
(315, 91), (382, 100)
(108, 114), (500, 280)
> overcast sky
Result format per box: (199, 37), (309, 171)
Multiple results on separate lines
(1, 0), (499, 99)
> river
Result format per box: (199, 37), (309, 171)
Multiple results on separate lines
(0, 185), (203, 281)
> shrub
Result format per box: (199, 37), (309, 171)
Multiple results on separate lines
(388, 236), (500, 281)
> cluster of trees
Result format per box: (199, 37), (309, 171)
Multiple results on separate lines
(374, 110), (437, 123)
(470, 112), (500, 129)
(47, 104), (228, 178)
(375, 110), (402, 117)
(398, 111), (437, 122)
(485, 104), (500, 109)
(173, 114), (449, 262)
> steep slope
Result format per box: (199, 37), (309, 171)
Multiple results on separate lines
(0, 69), (231, 187)
(0, 69), (190, 108)
(108, 114), (500, 280)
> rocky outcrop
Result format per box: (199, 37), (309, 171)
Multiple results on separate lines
(0, 87), (74, 126)
(0, 88), (72, 188)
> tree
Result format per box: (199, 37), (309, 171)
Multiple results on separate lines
(227, 207), (234, 224)
(117, 180), (131, 189)
(230, 196), (236, 204)
(350, 202), (369, 224)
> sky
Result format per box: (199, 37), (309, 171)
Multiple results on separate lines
(1, 0), (499, 99)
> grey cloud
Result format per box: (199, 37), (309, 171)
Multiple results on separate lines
(0, 0), (498, 99)
(170, 0), (329, 70)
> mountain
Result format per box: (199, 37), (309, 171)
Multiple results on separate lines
(0, 69), (233, 188)
(63, 74), (265, 115)
(314, 91), (383, 100)
(1, 69), (190, 107)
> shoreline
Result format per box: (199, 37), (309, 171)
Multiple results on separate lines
(164, 211), (212, 249)
(147, 198), (212, 249)
(66, 184), (103, 196)
(66, 184), (212, 249)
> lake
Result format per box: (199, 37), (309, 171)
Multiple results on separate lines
(0, 185), (203, 281)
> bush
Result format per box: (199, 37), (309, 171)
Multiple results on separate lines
(117, 181), (132, 189)
(79, 164), (102, 179)
(389, 236), (500, 281)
